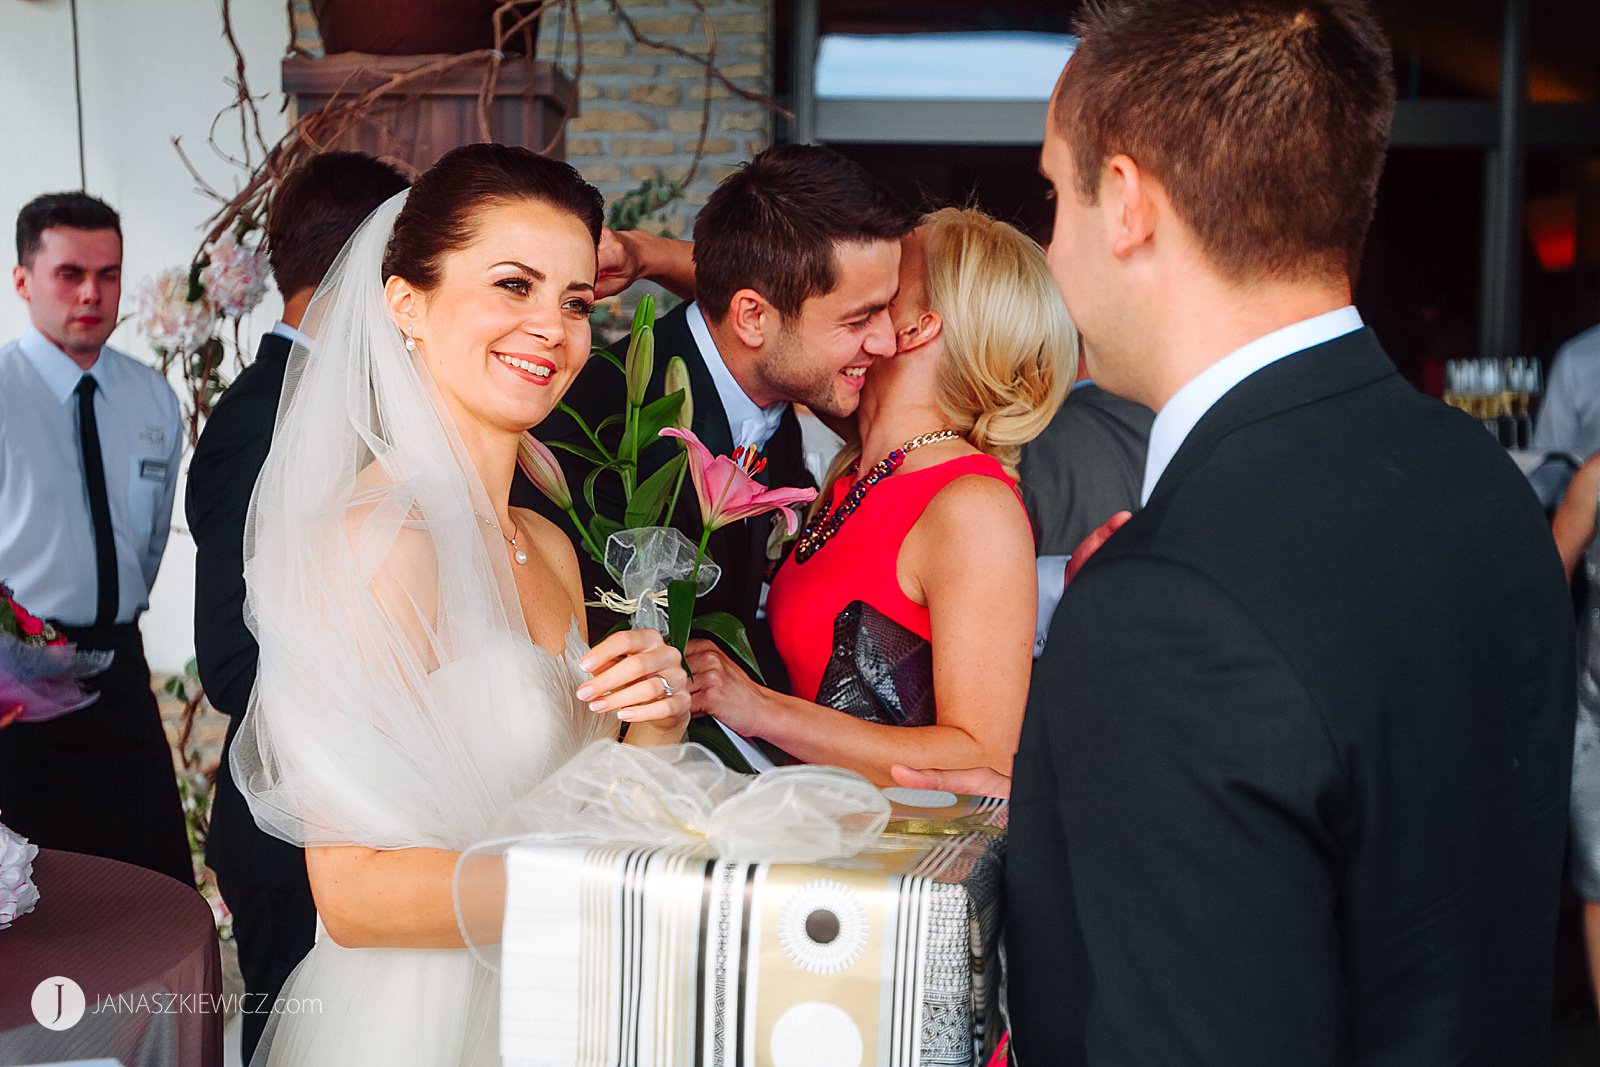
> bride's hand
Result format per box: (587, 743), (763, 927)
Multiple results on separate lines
(576, 630), (690, 736)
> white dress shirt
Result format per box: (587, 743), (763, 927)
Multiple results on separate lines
(0, 325), (182, 626)
(269, 319), (313, 350)
(1141, 306), (1364, 504)
(684, 301), (786, 451)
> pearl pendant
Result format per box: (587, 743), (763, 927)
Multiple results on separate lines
(514, 546), (528, 565)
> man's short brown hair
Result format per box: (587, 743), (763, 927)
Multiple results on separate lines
(1054, 0), (1395, 285)
(692, 144), (912, 322)
(267, 151), (410, 298)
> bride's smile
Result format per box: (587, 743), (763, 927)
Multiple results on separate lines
(384, 198), (597, 436)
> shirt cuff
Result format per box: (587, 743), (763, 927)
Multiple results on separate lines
(1035, 555), (1070, 658)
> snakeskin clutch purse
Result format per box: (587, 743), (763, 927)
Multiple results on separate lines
(813, 600), (936, 727)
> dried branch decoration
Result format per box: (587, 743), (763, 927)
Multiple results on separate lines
(164, 0), (788, 437)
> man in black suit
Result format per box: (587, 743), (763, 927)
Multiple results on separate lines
(911, 2), (1575, 1063)
(519, 145), (911, 716)
(186, 152), (408, 1061)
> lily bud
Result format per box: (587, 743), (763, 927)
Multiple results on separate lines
(517, 433), (573, 511)
(663, 355), (693, 430)
(624, 294), (656, 406)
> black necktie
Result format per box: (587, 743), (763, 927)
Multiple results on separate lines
(75, 376), (118, 626)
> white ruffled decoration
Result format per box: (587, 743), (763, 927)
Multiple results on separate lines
(0, 817), (40, 930)
(489, 740), (889, 863)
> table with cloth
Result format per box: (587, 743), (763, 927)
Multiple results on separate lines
(0, 848), (222, 1067)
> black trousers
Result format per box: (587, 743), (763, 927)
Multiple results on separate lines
(0, 622), (191, 885)
(214, 867), (317, 1062)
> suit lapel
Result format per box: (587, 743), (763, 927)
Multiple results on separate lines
(1149, 328), (1399, 504)
(655, 303), (736, 457)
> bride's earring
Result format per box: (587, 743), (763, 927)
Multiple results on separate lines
(404, 325), (417, 352)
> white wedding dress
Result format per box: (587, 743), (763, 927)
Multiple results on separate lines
(252, 627), (614, 1066)
(229, 192), (619, 1065)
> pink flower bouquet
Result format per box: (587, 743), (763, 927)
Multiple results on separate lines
(0, 583), (112, 726)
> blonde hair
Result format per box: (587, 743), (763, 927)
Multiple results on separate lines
(812, 207), (1077, 512)
(923, 206), (1077, 475)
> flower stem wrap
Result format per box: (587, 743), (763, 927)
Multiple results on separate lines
(595, 526), (720, 633)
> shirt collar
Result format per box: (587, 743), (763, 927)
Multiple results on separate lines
(18, 324), (107, 405)
(1140, 305), (1364, 504)
(685, 301), (787, 452)
(270, 320), (314, 350)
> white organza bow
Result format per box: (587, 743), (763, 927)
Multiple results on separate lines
(487, 740), (888, 864)
(454, 742), (891, 960)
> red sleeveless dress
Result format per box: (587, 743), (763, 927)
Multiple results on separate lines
(767, 453), (1023, 702)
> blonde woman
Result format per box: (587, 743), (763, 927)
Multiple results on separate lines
(686, 207), (1076, 784)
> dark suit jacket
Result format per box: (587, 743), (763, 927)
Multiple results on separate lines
(1009, 329), (1575, 1065)
(186, 332), (307, 887)
(1019, 382), (1153, 556)
(514, 301), (812, 690)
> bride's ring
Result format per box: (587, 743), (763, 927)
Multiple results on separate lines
(657, 674), (675, 699)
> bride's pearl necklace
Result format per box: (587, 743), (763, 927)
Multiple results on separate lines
(477, 512), (528, 565)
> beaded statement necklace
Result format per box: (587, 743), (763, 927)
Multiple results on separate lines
(792, 429), (963, 564)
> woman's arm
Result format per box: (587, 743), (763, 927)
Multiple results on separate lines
(595, 229), (697, 301)
(306, 845), (484, 948)
(1554, 454), (1600, 580)
(688, 475), (1035, 785)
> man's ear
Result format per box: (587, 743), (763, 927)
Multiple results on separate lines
(726, 288), (775, 349)
(897, 307), (942, 354)
(12, 265), (30, 304)
(1105, 154), (1157, 260)
(383, 274), (422, 337)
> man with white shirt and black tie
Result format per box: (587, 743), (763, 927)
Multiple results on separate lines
(0, 191), (190, 885)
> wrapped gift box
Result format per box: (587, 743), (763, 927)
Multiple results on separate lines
(500, 790), (1006, 1067)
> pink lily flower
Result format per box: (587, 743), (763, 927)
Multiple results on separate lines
(517, 433), (573, 511)
(660, 428), (817, 534)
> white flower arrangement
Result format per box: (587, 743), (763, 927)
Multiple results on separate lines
(200, 230), (269, 320)
(135, 227), (270, 440)
(136, 267), (218, 359)
(0, 815), (40, 931)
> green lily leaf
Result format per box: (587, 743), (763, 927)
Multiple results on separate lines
(557, 402), (609, 454)
(634, 390), (686, 454)
(592, 348), (627, 376)
(625, 452), (687, 528)
(683, 718), (757, 774)
(582, 462), (626, 516)
(586, 513), (624, 563)
(547, 440), (611, 466)
(667, 578), (696, 654)
(692, 611), (767, 685)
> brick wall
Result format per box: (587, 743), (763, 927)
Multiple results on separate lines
(290, 1), (776, 240)
(552, 0), (774, 238)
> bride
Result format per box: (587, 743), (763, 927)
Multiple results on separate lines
(232, 143), (690, 1064)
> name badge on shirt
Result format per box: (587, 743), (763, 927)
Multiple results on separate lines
(139, 458), (169, 481)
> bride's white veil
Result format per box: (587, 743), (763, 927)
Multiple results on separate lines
(231, 189), (612, 853)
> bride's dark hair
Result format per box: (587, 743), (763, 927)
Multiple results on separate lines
(382, 142), (604, 289)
